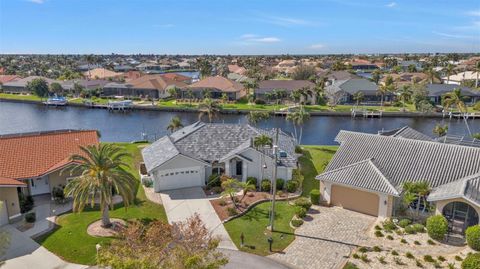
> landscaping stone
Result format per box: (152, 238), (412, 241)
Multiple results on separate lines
(86, 218), (126, 237)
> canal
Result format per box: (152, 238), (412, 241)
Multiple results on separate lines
(0, 101), (477, 145)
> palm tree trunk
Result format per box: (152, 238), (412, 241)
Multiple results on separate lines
(476, 72), (479, 88)
(101, 206), (112, 228)
(299, 125), (303, 145)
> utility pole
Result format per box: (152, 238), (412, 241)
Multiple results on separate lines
(268, 128), (279, 231)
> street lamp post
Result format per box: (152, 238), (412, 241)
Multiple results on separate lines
(268, 128), (279, 231)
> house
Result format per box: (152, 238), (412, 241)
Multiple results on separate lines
(326, 78), (388, 104)
(0, 75), (20, 86)
(255, 80), (315, 102)
(142, 122), (298, 191)
(228, 64), (247, 75)
(61, 79), (110, 95)
(103, 74), (188, 99)
(316, 129), (479, 234)
(399, 60), (423, 72)
(380, 72), (429, 87)
(317, 70), (359, 85)
(426, 84), (480, 105)
(442, 71), (479, 85)
(1, 76), (59, 93)
(83, 68), (124, 80)
(184, 76), (246, 100)
(0, 129), (99, 224)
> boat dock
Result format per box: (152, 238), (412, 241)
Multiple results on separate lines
(351, 109), (383, 118)
(442, 111), (480, 119)
(83, 100), (133, 111)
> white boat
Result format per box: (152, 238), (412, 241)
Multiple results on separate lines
(44, 96), (68, 106)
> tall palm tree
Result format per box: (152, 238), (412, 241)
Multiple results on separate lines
(242, 79), (259, 103)
(378, 75), (394, 108)
(423, 67), (440, 84)
(286, 106), (310, 144)
(253, 134), (273, 149)
(442, 88), (472, 136)
(445, 63), (456, 84)
(290, 89), (302, 105)
(353, 91), (364, 106)
(85, 54), (95, 80)
(198, 98), (220, 122)
(371, 69), (382, 84)
(64, 144), (137, 228)
(402, 181), (431, 220)
(397, 85), (413, 112)
(247, 111), (270, 126)
(167, 116), (184, 133)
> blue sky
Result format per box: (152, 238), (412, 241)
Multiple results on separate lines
(0, 0), (479, 54)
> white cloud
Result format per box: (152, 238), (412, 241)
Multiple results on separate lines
(467, 10), (480, 16)
(385, 2), (397, 8)
(432, 31), (476, 39)
(240, 34), (281, 43)
(27, 0), (44, 3)
(240, 34), (258, 39)
(309, 43), (326, 49)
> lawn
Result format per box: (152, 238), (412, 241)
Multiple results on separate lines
(224, 201), (296, 256)
(299, 145), (338, 196)
(0, 93), (43, 101)
(35, 142), (167, 265)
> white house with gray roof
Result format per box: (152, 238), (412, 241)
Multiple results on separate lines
(316, 128), (479, 235)
(142, 122), (298, 191)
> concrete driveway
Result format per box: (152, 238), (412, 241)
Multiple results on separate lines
(160, 187), (237, 250)
(220, 249), (292, 269)
(0, 225), (86, 269)
(270, 206), (375, 269)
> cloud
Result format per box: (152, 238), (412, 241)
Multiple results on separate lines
(240, 34), (258, 39)
(309, 43), (326, 49)
(467, 10), (480, 16)
(240, 34), (281, 43)
(27, 0), (44, 3)
(385, 2), (397, 8)
(432, 31), (476, 39)
(254, 13), (319, 27)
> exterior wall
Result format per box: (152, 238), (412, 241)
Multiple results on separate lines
(151, 155), (209, 191)
(156, 155), (205, 171)
(0, 187), (21, 219)
(47, 167), (81, 195)
(330, 184), (380, 216)
(434, 198), (480, 219)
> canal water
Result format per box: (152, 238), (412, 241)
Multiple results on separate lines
(0, 102), (477, 145)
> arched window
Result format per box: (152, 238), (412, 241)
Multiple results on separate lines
(442, 201), (479, 234)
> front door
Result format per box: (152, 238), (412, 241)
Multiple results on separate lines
(236, 161), (243, 176)
(29, 177), (50, 196)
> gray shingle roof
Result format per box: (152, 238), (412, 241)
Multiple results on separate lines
(326, 131), (480, 192)
(327, 78), (379, 96)
(426, 84), (480, 97)
(142, 136), (179, 173)
(429, 173), (480, 207)
(316, 158), (399, 195)
(378, 126), (434, 141)
(256, 80), (315, 94)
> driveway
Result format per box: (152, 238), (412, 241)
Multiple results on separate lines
(269, 206), (375, 269)
(0, 225), (86, 269)
(220, 249), (292, 269)
(160, 187), (237, 250)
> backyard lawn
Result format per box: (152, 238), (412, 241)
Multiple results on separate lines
(35, 142), (167, 265)
(299, 145), (338, 196)
(224, 201), (296, 256)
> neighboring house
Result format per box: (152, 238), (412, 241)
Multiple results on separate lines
(316, 128), (480, 235)
(348, 60), (379, 71)
(61, 79), (110, 95)
(0, 129), (99, 224)
(161, 73), (192, 84)
(326, 78), (387, 104)
(255, 80), (315, 102)
(228, 64), (247, 75)
(442, 71), (479, 85)
(114, 65), (134, 72)
(83, 68), (124, 80)
(77, 64), (102, 72)
(1, 76), (59, 93)
(184, 76), (246, 100)
(103, 74), (188, 99)
(0, 75), (20, 87)
(317, 70), (359, 85)
(142, 122), (298, 191)
(380, 72), (429, 87)
(399, 60), (423, 71)
(426, 84), (480, 105)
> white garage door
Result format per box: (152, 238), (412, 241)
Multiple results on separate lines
(0, 201), (8, 226)
(156, 166), (203, 191)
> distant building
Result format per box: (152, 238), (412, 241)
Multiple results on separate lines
(442, 71), (479, 85)
(255, 80), (315, 102)
(2, 76), (59, 93)
(426, 84), (480, 105)
(83, 68), (124, 80)
(398, 60), (423, 72)
(326, 78), (386, 104)
(0, 75), (20, 86)
(184, 76), (246, 100)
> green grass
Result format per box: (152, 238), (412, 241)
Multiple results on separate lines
(35, 142), (167, 265)
(0, 93), (43, 101)
(224, 201), (296, 256)
(299, 146), (338, 196)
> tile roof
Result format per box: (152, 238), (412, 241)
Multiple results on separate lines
(378, 126), (434, 141)
(316, 158), (399, 196)
(188, 76), (244, 92)
(0, 75), (20, 84)
(429, 173), (480, 207)
(83, 68), (123, 79)
(0, 177), (26, 187)
(142, 136), (179, 173)
(2, 76), (59, 87)
(327, 78), (379, 96)
(256, 80), (315, 94)
(324, 130), (480, 192)
(0, 130), (99, 179)
(426, 84), (480, 97)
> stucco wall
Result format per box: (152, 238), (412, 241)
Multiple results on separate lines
(0, 187), (21, 219)
(435, 198), (480, 218)
(239, 148), (292, 181)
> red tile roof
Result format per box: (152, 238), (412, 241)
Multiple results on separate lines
(0, 75), (20, 84)
(188, 76), (244, 92)
(0, 177), (26, 186)
(0, 130), (99, 179)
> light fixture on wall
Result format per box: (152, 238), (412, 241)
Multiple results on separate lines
(263, 163), (267, 169)
(384, 200), (387, 205)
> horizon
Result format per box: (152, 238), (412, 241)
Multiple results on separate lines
(1, 0), (479, 54)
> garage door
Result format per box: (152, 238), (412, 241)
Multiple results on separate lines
(156, 166), (203, 191)
(331, 185), (379, 216)
(0, 201), (8, 226)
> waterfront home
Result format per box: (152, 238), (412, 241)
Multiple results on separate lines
(380, 72), (429, 87)
(399, 60), (424, 71)
(426, 84), (480, 105)
(442, 71), (479, 85)
(254, 80), (315, 103)
(1, 76), (59, 93)
(103, 74), (188, 99)
(317, 70), (360, 85)
(0, 75), (20, 86)
(227, 64), (247, 75)
(316, 129), (479, 235)
(0, 129), (99, 224)
(326, 78), (389, 104)
(83, 68), (124, 80)
(61, 79), (110, 95)
(183, 76), (246, 100)
(142, 122), (298, 191)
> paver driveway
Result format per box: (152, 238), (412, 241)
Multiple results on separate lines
(270, 206), (375, 269)
(160, 187), (237, 250)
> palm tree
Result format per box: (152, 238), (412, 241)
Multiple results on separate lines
(371, 69), (382, 84)
(253, 134), (273, 149)
(442, 88), (472, 136)
(247, 111), (270, 126)
(242, 79), (259, 103)
(378, 75), (394, 108)
(397, 85), (413, 112)
(186, 89), (194, 105)
(221, 92), (228, 104)
(402, 181), (431, 220)
(475, 61), (480, 88)
(167, 116), (184, 133)
(313, 77), (327, 105)
(353, 91), (364, 106)
(423, 67), (440, 84)
(433, 124), (448, 137)
(445, 63), (456, 84)
(167, 87), (178, 101)
(198, 98), (220, 122)
(85, 54), (95, 79)
(286, 106), (310, 144)
(290, 89), (302, 105)
(64, 144), (137, 228)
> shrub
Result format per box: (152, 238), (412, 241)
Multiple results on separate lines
(291, 219), (304, 227)
(391, 250), (399, 256)
(261, 179), (271, 192)
(412, 223), (426, 233)
(375, 231), (384, 237)
(462, 253), (480, 269)
(416, 259), (424, 268)
(448, 263), (455, 269)
(394, 257), (405, 265)
(210, 186), (222, 194)
(374, 225), (382, 230)
(382, 219), (397, 232)
(218, 199), (227, 206)
(455, 256), (463, 261)
(405, 225), (417, 234)
(227, 207), (238, 216)
(398, 219), (412, 228)
(352, 253), (360, 259)
(474, 101), (480, 111)
(400, 238), (407, 244)
(52, 186), (66, 203)
(386, 235), (394, 240)
(372, 246), (382, 252)
(246, 177), (257, 187)
(414, 240), (421, 245)
(343, 262), (359, 269)
(142, 179), (153, 188)
(19, 193), (34, 213)
(294, 197), (312, 210)
(275, 178), (285, 190)
(465, 225), (480, 251)
(377, 256), (387, 264)
(438, 256), (446, 262)
(427, 239), (436, 245)
(294, 206), (307, 218)
(310, 189), (320, 205)
(254, 99), (266, 105)
(294, 145), (303, 154)
(25, 212), (36, 223)
(358, 247), (369, 253)
(360, 254), (370, 263)
(207, 174), (221, 187)
(406, 252), (415, 259)
(424, 255), (435, 263)
(427, 215), (448, 241)
(285, 180), (299, 193)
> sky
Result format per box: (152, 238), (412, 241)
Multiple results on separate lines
(0, 0), (479, 55)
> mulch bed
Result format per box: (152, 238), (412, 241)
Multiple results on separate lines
(210, 191), (290, 221)
(87, 218), (126, 237)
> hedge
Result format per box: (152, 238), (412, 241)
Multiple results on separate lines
(426, 215), (448, 241)
(465, 225), (480, 251)
(310, 189), (320, 205)
(462, 253), (480, 269)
